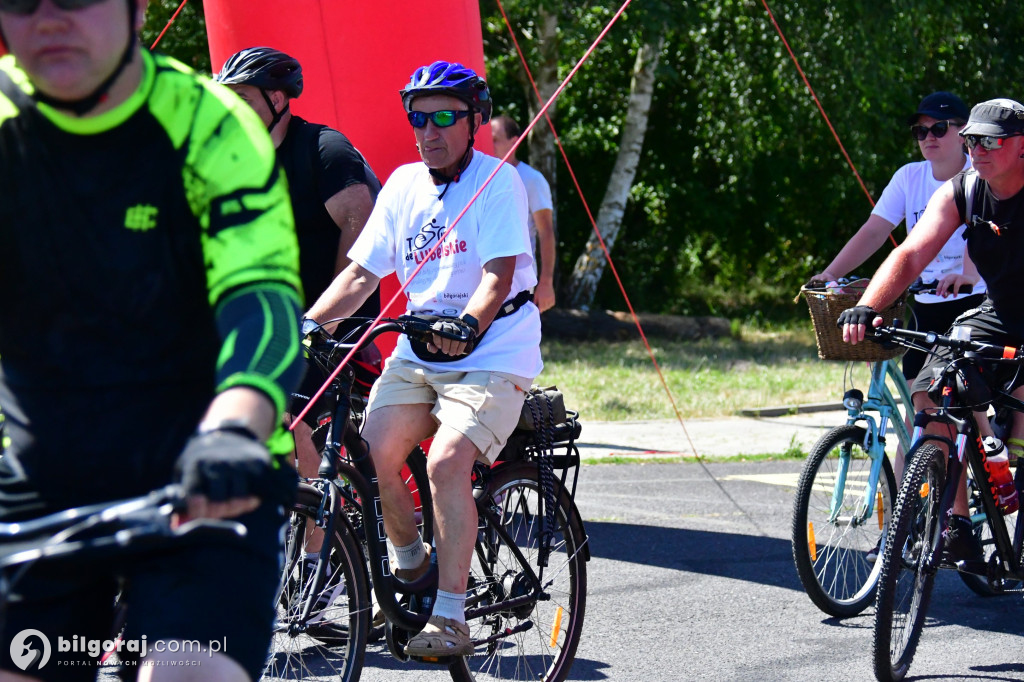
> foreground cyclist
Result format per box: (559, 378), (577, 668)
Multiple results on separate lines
(305, 60), (541, 656)
(840, 98), (1024, 562)
(0, 1), (303, 680)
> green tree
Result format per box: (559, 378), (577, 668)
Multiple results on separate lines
(142, 0), (211, 73)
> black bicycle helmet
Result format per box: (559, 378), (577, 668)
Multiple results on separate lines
(215, 47), (304, 99)
(400, 61), (491, 123)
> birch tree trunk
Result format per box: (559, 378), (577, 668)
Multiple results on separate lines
(527, 6), (559, 239)
(565, 36), (664, 310)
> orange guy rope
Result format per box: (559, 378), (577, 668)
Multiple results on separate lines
(759, 0), (897, 247)
(149, 0), (190, 51)
(496, 0), (702, 461)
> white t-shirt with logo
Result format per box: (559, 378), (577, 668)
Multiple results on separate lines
(871, 156), (986, 304)
(350, 152), (542, 378)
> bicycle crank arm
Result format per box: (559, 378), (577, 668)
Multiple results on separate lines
(471, 619), (535, 647)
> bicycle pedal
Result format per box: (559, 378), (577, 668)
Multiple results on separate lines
(408, 653), (463, 666)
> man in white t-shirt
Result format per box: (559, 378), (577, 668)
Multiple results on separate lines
(491, 114), (557, 311)
(305, 61), (541, 656)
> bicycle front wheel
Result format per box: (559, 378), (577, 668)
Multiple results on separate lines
(448, 461), (587, 682)
(263, 484), (369, 682)
(792, 424), (896, 617)
(872, 442), (945, 682)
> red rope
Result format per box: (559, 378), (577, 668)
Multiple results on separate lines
(495, 0), (702, 458)
(149, 0), (190, 51)
(758, 0), (898, 248)
(291, 0), (633, 428)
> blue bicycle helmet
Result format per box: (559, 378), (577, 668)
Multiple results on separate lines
(215, 47), (304, 99)
(400, 61), (492, 123)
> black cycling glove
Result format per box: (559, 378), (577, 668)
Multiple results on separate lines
(836, 305), (879, 329)
(431, 316), (478, 343)
(174, 428), (298, 507)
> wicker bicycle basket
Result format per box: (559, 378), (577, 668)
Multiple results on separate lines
(801, 282), (907, 361)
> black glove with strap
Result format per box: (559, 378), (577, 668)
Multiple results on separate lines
(836, 305), (879, 329)
(174, 425), (297, 508)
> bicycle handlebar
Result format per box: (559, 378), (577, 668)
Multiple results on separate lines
(306, 315), (471, 358)
(869, 325), (1023, 361)
(0, 484), (247, 569)
(907, 279), (973, 296)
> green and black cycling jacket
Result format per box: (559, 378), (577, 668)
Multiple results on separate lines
(0, 50), (304, 460)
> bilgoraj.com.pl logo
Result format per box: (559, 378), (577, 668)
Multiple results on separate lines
(9, 629), (51, 672)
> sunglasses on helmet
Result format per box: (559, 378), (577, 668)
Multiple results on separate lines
(0, 0), (107, 14)
(963, 134), (1019, 151)
(407, 110), (470, 129)
(910, 121), (951, 141)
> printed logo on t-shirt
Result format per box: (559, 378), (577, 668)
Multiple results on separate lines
(404, 218), (468, 264)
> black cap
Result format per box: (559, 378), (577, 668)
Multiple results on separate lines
(959, 98), (1024, 138)
(907, 91), (970, 125)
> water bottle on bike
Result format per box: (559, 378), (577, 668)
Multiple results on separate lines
(982, 436), (1019, 514)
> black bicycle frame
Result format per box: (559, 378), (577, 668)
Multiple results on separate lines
(914, 386), (1024, 582)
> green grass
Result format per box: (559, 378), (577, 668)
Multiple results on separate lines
(535, 324), (875, 421)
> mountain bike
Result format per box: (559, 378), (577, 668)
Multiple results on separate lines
(865, 324), (1024, 682)
(264, 317), (589, 682)
(790, 280), (1002, 615)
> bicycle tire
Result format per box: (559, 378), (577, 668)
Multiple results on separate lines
(447, 461), (587, 682)
(792, 424), (896, 617)
(263, 483), (369, 682)
(872, 442), (945, 682)
(959, 475), (1022, 596)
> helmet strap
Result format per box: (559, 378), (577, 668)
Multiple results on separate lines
(260, 89), (289, 134)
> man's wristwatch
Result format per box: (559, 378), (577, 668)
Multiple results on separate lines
(301, 317), (321, 337)
(460, 313), (480, 334)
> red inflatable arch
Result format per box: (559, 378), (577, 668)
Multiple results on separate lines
(205, 0), (494, 358)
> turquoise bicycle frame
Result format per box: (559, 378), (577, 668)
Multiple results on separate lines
(830, 358), (913, 523)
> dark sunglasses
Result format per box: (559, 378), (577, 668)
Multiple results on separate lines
(0, 0), (106, 14)
(910, 120), (951, 141)
(407, 110), (471, 129)
(963, 134), (1016, 151)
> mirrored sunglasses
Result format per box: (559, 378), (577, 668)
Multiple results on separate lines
(407, 110), (470, 129)
(963, 134), (1014, 151)
(910, 120), (950, 141)
(0, 0), (107, 14)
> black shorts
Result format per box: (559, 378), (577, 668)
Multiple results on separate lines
(909, 302), (1024, 398)
(0, 491), (285, 682)
(903, 293), (986, 380)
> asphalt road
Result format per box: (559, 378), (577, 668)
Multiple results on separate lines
(355, 459), (1024, 682)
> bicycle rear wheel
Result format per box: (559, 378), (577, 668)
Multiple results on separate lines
(959, 475), (1022, 596)
(792, 424), (896, 617)
(263, 484), (369, 682)
(448, 461), (587, 682)
(873, 442), (944, 682)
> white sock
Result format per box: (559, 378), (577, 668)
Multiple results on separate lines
(432, 589), (466, 623)
(393, 537), (426, 571)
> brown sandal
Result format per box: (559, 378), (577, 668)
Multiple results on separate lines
(404, 615), (473, 657)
